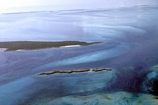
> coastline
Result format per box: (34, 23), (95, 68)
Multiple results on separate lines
(0, 41), (101, 51)
(39, 68), (112, 75)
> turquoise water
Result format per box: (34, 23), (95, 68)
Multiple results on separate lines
(0, 6), (158, 105)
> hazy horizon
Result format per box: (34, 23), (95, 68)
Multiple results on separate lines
(0, 0), (158, 13)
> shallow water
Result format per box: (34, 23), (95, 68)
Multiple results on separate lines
(0, 6), (158, 105)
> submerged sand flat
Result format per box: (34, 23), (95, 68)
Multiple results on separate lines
(20, 91), (158, 105)
(46, 92), (158, 105)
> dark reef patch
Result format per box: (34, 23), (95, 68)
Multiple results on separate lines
(152, 80), (158, 95)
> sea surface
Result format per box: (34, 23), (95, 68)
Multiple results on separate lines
(0, 6), (158, 105)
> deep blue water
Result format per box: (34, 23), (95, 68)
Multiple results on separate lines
(0, 6), (158, 105)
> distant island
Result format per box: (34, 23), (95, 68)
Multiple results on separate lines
(0, 41), (101, 51)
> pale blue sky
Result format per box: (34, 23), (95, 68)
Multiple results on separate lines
(0, 0), (158, 13)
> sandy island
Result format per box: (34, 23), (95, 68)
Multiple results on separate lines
(0, 41), (101, 51)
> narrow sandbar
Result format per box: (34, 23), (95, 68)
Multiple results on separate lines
(39, 68), (112, 75)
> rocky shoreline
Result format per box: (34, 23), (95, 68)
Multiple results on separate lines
(39, 68), (112, 75)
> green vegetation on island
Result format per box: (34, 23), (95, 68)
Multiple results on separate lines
(0, 41), (101, 51)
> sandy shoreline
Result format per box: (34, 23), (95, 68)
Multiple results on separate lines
(0, 48), (7, 51)
(60, 45), (81, 48)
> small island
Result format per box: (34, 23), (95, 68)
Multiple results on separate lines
(0, 41), (101, 51)
(39, 68), (112, 75)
